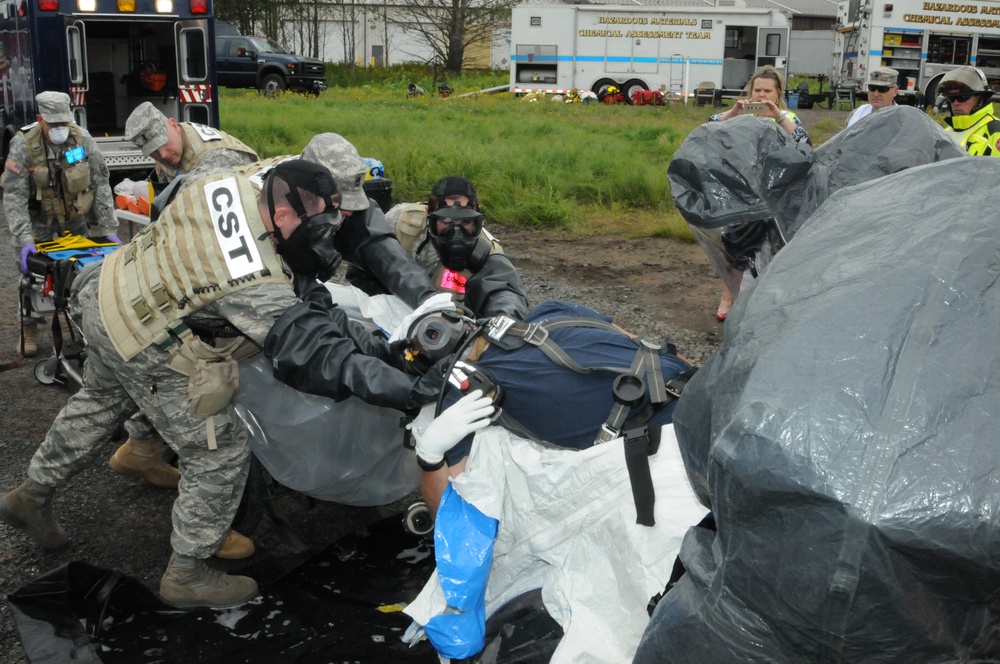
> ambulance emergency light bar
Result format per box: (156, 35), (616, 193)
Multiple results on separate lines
(37, 0), (202, 12)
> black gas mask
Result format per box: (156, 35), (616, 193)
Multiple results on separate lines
(427, 205), (485, 272)
(405, 308), (477, 372)
(263, 160), (344, 281)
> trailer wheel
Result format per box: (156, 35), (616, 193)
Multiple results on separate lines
(923, 74), (945, 111)
(623, 79), (648, 101)
(592, 78), (616, 96)
(261, 74), (287, 98)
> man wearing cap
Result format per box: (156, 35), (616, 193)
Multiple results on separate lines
(108, 103), (258, 504)
(936, 66), (1000, 156)
(2, 91), (117, 356)
(384, 175), (529, 320)
(125, 101), (258, 182)
(300, 133), (438, 309)
(846, 67), (899, 128)
(0, 159), (445, 609)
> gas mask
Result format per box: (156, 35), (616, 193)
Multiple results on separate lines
(48, 126), (70, 145)
(427, 204), (485, 272)
(262, 160), (344, 281)
(405, 308), (477, 372)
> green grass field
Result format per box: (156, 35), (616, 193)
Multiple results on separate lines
(218, 68), (842, 241)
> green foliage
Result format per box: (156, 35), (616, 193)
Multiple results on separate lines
(322, 64), (508, 94)
(216, 85), (830, 240)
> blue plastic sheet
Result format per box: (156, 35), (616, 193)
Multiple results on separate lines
(423, 484), (499, 659)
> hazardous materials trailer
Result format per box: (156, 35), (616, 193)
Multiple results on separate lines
(509, 3), (790, 99)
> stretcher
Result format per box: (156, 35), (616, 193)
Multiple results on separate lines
(19, 233), (120, 386)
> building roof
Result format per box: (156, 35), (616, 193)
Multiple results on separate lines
(518, 0), (837, 18)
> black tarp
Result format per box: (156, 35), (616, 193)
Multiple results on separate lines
(667, 106), (968, 295)
(636, 157), (1000, 663)
(8, 514), (561, 663)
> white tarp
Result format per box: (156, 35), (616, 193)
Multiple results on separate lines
(404, 422), (707, 663)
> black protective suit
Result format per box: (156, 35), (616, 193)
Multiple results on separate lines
(338, 200), (438, 309)
(264, 275), (443, 411)
(346, 212), (529, 320)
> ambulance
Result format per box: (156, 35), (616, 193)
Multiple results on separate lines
(0, 0), (219, 174)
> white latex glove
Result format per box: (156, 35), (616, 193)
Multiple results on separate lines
(415, 389), (495, 465)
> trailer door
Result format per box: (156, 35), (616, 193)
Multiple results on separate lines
(66, 21), (88, 126)
(756, 27), (789, 80)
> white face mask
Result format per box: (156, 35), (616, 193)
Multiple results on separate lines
(47, 126), (70, 145)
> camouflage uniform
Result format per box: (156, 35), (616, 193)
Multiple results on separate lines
(125, 101), (259, 184)
(123, 102), (259, 443)
(3, 92), (115, 325)
(26, 169), (296, 558)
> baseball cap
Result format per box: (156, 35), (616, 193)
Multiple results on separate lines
(125, 102), (170, 157)
(865, 67), (899, 88)
(36, 91), (73, 124)
(300, 133), (370, 211)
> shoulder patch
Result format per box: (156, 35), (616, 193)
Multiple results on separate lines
(99, 163), (109, 178)
(5, 158), (23, 175)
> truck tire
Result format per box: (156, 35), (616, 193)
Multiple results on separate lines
(924, 74), (945, 110)
(624, 79), (648, 101)
(261, 73), (286, 97)
(592, 78), (616, 97)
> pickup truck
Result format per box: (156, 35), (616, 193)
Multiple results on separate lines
(215, 35), (327, 96)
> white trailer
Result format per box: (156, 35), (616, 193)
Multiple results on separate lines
(509, 3), (790, 99)
(833, 0), (1000, 103)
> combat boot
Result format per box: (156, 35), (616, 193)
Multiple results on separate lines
(108, 437), (180, 489)
(214, 529), (255, 560)
(159, 553), (259, 609)
(0, 479), (67, 549)
(16, 325), (37, 358)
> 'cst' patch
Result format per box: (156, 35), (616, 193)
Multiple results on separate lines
(5, 158), (23, 175)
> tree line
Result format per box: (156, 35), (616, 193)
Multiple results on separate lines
(214, 0), (515, 74)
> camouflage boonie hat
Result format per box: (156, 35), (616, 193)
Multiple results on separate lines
(36, 91), (72, 124)
(125, 102), (170, 156)
(301, 133), (370, 211)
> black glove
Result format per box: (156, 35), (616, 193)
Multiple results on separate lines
(293, 273), (335, 307)
(406, 355), (451, 410)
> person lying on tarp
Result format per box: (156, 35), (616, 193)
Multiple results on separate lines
(397, 299), (695, 520)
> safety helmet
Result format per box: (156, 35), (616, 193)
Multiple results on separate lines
(405, 308), (478, 372)
(937, 67), (994, 111)
(606, 85), (619, 95)
(426, 176), (485, 272)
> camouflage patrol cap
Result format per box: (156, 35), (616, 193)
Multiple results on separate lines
(125, 102), (170, 156)
(300, 133), (370, 211)
(36, 91), (72, 124)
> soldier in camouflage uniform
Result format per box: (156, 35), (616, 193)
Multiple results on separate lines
(2, 91), (117, 357)
(105, 103), (260, 548)
(0, 159), (443, 609)
(125, 101), (259, 183)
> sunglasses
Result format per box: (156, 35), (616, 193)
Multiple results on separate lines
(867, 84), (891, 93)
(947, 93), (974, 103)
